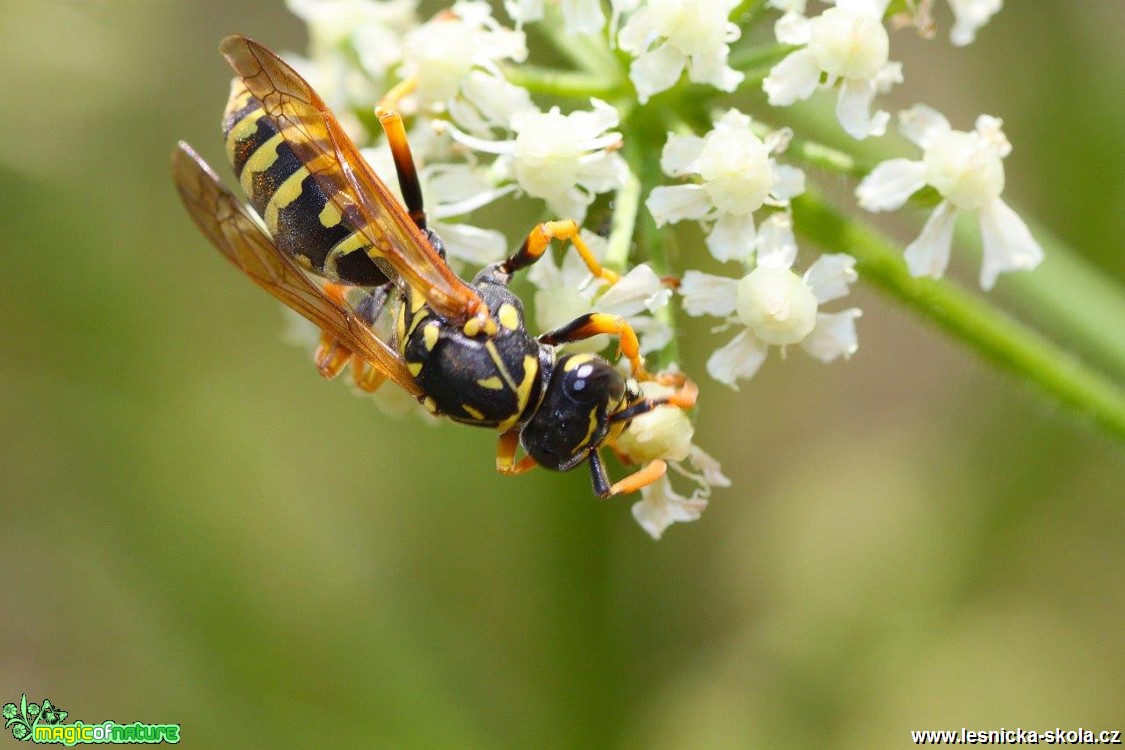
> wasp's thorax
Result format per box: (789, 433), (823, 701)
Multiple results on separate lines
(520, 352), (636, 472)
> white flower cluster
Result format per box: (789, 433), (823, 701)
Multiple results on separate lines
(282, 0), (1041, 538)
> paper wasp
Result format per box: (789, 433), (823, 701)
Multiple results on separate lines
(172, 35), (696, 497)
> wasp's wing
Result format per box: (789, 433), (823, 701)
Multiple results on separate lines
(172, 141), (424, 398)
(220, 34), (484, 324)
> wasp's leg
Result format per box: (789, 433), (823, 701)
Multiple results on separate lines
(500, 220), (620, 284)
(312, 283), (355, 378)
(539, 312), (651, 380)
(609, 379), (698, 424)
(496, 428), (538, 475)
(589, 451), (667, 497)
(373, 80), (426, 230)
(315, 283), (394, 388)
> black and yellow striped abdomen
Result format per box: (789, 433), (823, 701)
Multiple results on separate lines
(221, 81), (388, 287)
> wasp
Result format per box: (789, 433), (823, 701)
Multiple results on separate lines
(172, 35), (697, 497)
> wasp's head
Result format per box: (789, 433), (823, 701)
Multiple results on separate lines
(520, 353), (639, 473)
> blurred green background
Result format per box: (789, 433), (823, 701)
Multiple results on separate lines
(2, 1), (1123, 746)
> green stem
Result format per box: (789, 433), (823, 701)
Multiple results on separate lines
(604, 167), (641, 274)
(626, 109), (681, 367)
(792, 191), (1125, 443)
(502, 64), (623, 100)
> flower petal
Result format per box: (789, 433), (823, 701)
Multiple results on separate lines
(855, 158), (927, 212)
(646, 184), (713, 226)
(431, 221), (508, 265)
(687, 444), (731, 488)
(706, 211), (756, 263)
(977, 197), (1044, 290)
(898, 104), (951, 149)
(679, 270), (739, 317)
(577, 151), (629, 193)
(947, 0), (1002, 46)
(661, 133), (706, 177)
(904, 200), (958, 279)
(803, 253), (858, 303)
(836, 77), (889, 139)
(631, 475), (708, 540)
(561, 0), (607, 34)
(706, 329), (768, 387)
(597, 264), (670, 317)
(568, 98), (620, 139)
(764, 49), (821, 107)
(769, 163), (806, 203)
(688, 48), (744, 93)
(801, 309), (862, 362)
(774, 11), (812, 45)
(755, 212), (797, 270)
(630, 43), (687, 103)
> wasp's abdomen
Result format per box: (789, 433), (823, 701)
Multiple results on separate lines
(221, 81), (387, 286)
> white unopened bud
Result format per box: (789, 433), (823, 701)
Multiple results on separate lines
(807, 7), (889, 81)
(736, 266), (818, 345)
(924, 131), (1005, 210)
(615, 382), (694, 463)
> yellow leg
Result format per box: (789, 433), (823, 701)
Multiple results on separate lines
(496, 429), (539, 475)
(350, 358), (387, 393)
(608, 459), (667, 497)
(375, 76), (418, 118)
(539, 312), (651, 380)
(505, 220), (620, 284)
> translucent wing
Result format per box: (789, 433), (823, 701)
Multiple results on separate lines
(219, 34), (485, 323)
(172, 141), (424, 398)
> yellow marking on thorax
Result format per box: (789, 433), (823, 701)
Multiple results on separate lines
(564, 353), (597, 371)
(224, 110), (264, 164)
(461, 404), (486, 421)
(463, 316), (498, 337)
(319, 201), (343, 228)
(498, 303), (520, 331)
(476, 376), (504, 390)
(264, 166), (311, 234)
(408, 362), (423, 377)
(422, 397), (439, 414)
(423, 323), (440, 351)
(484, 341), (518, 391)
(574, 406), (601, 455)
(239, 132), (285, 196)
(498, 355), (539, 432)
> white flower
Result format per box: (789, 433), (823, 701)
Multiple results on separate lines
(947, 0), (1002, 46)
(449, 99), (629, 222)
(448, 70), (537, 136)
(764, 0), (903, 139)
(646, 110), (805, 262)
(287, 0), (418, 108)
(617, 380), (729, 539)
(631, 475), (709, 539)
(855, 105), (1043, 290)
(617, 0), (744, 103)
(527, 232), (672, 353)
(400, 0), (527, 108)
(679, 214), (862, 386)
